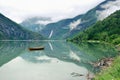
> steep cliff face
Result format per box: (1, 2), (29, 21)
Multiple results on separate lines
(0, 13), (44, 40)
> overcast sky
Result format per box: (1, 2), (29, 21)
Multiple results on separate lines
(0, 0), (105, 23)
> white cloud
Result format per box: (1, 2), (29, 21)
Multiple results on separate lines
(37, 20), (52, 25)
(97, 0), (120, 20)
(69, 19), (81, 31)
(0, 0), (105, 23)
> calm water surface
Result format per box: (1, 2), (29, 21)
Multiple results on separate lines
(0, 41), (118, 80)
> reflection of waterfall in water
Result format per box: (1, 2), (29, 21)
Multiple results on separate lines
(0, 41), (118, 80)
(48, 42), (53, 51)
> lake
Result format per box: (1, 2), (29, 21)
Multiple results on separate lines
(0, 41), (118, 80)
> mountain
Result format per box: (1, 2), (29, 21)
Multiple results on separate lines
(0, 13), (44, 40)
(70, 10), (120, 45)
(40, 16), (83, 40)
(21, 17), (51, 32)
(40, 0), (120, 40)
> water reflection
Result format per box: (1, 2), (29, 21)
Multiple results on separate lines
(0, 41), (118, 80)
(0, 41), (44, 66)
(21, 41), (117, 72)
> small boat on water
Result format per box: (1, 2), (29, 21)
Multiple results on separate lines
(29, 47), (44, 51)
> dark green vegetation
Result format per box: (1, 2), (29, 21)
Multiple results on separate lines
(71, 10), (120, 45)
(0, 13), (44, 40)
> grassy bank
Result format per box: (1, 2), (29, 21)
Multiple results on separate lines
(94, 46), (120, 80)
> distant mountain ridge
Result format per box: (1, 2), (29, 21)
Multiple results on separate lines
(21, 17), (51, 32)
(39, 0), (120, 39)
(0, 13), (44, 40)
(19, 0), (120, 40)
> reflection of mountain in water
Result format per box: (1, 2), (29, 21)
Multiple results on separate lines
(0, 41), (44, 67)
(72, 43), (118, 72)
(21, 41), (118, 73)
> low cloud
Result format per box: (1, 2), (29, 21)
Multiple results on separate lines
(97, 0), (120, 20)
(69, 19), (81, 31)
(0, 0), (105, 23)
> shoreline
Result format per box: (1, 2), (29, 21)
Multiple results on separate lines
(93, 45), (120, 80)
(69, 40), (120, 80)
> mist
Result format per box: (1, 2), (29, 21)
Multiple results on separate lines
(0, 0), (105, 23)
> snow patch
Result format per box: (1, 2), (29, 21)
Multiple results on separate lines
(97, 0), (120, 20)
(69, 19), (81, 31)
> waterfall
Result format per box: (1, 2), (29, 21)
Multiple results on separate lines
(48, 30), (53, 38)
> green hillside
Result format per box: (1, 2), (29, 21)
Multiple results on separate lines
(0, 13), (44, 40)
(70, 10), (120, 45)
(69, 10), (120, 80)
